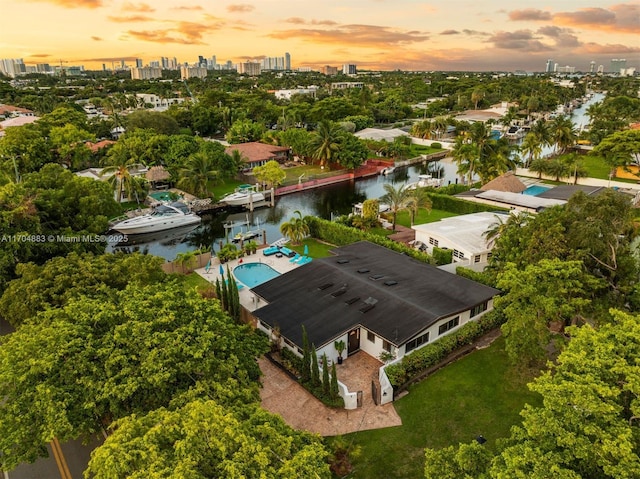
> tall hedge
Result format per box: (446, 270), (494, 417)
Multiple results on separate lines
(425, 193), (510, 215)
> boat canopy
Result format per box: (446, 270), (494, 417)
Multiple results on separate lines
(154, 202), (190, 215)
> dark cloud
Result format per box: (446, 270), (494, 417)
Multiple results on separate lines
(227, 4), (254, 13)
(91, 36), (103, 41)
(30, 54), (51, 58)
(121, 2), (154, 12)
(508, 9), (552, 21)
(487, 30), (552, 52)
(462, 29), (490, 36)
(581, 42), (640, 54)
(25, 0), (102, 7)
(440, 29), (460, 35)
(537, 26), (581, 48)
(268, 24), (429, 48)
(78, 56), (140, 62)
(285, 17), (306, 24)
(108, 15), (154, 23)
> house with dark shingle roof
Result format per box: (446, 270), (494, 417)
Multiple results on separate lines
(250, 241), (500, 402)
(224, 142), (290, 170)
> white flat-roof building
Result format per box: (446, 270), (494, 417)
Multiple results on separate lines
(412, 211), (511, 265)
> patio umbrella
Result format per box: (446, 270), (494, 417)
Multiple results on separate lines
(219, 264), (224, 276)
(303, 244), (309, 256)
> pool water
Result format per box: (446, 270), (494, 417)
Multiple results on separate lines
(233, 263), (281, 288)
(149, 191), (177, 202)
(523, 185), (551, 196)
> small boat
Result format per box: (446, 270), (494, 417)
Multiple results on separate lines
(111, 202), (201, 234)
(380, 166), (396, 175)
(220, 184), (266, 207)
(406, 174), (444, 190)
(505, 125), (526, 140)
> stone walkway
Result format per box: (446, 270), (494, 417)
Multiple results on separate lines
(258, 355), (402, 437)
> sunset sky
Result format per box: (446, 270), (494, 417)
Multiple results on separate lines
(1, 0), (638, 72)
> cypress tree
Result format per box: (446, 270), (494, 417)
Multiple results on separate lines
(322, 353), (330, 397)
(330, 362), (340, 400)
(301, 325), (311, 383)
(214, 278), (222, 304)
(311, 345), (320, 388)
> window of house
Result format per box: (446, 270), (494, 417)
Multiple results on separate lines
(474, 255), (481, 263)
(429, 237), (439, 247)
(382, 340), (391, 352)
(471, 301), (488, 317)
(487, 252), (493, 260)
(438, 316), (460, 335)
(453, 249), (465, 260)
(367, 331), (375, 343)
(405, 331), (430, 353)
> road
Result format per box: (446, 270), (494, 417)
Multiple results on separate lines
(1, 318), (104, 479)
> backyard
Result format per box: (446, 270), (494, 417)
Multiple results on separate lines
(342, 337), (541, 479)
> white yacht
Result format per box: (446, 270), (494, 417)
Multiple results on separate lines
(111, 202), (201, 234)
(220, 184), (266, 207)
(407, 174), (444, 190)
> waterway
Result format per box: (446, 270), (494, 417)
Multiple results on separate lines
(107, 92), (604, 261)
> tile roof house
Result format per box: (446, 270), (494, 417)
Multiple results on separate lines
(250, 241), (500, 405)
(480, 171), (526, 194)
(224, 142), (290, 169)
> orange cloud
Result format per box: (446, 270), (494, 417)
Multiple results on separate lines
(108, 15), (155, 23)
(24, 0), (102, 7)
(171, 5), (203, 10)
(91, 36), (103, 41)
(29, 54), (51, 58)
(581, 42), (640, 54)
(227, 4), (254, 13)
(125, 18), (225, 45)
(268, 24), (429, 48)
(553, 4), (639, 33)
(121, 2), (154, 12)
(284, 17), (337, 26)
(487, 30), (552, 52)
(508, 9), (552, 21)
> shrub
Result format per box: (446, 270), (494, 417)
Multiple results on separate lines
(432, 247), (453, 265)
(385, 310), (506, 388)
(430, 142), (442, 149)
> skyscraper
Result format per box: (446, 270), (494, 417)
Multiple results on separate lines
(589, 61), (596, 73)
(136, 58), (143, 68)
(342, 64), (357, 75)
(545, 59), (554, 73)
(285, 52), (291, 70)
(610, 59), (627, 73)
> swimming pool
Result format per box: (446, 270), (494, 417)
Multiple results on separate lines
(233, 263), (281, 288)
(523, 185), (551, 196)
(149, 191), (175, 202)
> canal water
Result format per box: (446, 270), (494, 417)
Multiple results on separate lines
(108, 92), (604, 261)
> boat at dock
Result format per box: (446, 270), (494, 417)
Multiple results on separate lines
(110, 202), (201, 235)
(220, 184), (266, 208)
(380, 166), (396, 175)
(406, 174), (444, 189)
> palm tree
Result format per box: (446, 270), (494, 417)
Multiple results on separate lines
(100, 157), (140, 202)
(549, 115), (577, 155)
(452, 134), (479, 185)
(309, 120), (343, 168)
(279, 210), (309, 245)
(175, 250), (197, 274)
(520, 132), (543, 168)
(177, 153), (219, 198)
(406, 188), (432, 226)
(380, 183), (413, 232)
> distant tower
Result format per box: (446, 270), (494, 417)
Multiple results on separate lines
(285, 52), (291, 70)
(589, 61), (595, 73)
(198, 55), (205, 67)
(136, 58), (143, 68)
(342, 63), (357, 75)
(610, 58), (627, 74)
(545, 59), (554, 73)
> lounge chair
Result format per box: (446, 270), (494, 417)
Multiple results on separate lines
(293, 255), (307, 264)
(298, 256), (312, 265)
(279, 246), (297, 258)
(289, 253), (301, 263)
(262, 246), (280, 256)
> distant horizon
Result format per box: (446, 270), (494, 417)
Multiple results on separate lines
(1, 1), (638, 72)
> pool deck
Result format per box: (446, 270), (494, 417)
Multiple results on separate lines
(195, 246), (304, 312)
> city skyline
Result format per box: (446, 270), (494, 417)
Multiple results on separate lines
(1, 0), (638, 72)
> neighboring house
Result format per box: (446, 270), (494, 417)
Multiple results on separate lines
(0, 115), (40, 137)
(354, 128), (409, 142)
(135, 93), (185, 111)
(455, 189), (566, 213)
(250, 241), (500, 405)
(225, 142), (290, 170)
(0, 104), (35, 119)
(75, 164), (148, 201)
(412, 211), (510, 265)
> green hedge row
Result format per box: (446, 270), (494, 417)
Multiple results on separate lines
(385, 309), (506, 388)
(306, 217), (434, 264)
(426, 193), (510, 215)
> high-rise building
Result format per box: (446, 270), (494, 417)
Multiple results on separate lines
(342, 64), (357, 75)
(0, 58), (25, 77)
(323, 65), (339, 75)
(285, 52), (291, 70)
(238, 62), (261, 75)
(131, 67), (162, 80)
(545, 59), (554, 73)
(180, 65), (207, 80)
(198, 55), (205, 67)
(589, 61), (596, 73)
(36, 63), (52, 73)
(610, 58), (627, 73)
(135, 58), (143, 68)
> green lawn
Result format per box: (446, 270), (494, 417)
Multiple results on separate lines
(288, 238), (337, 258)
(173, 272), (212, 292)
(208, 179), (246, 200)
(344, 337), (541, 479)
(581, 154), (612, 180)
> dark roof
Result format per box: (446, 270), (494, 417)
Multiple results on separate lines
(252, 241), (500, 349)
(536, 184), (606, 201)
